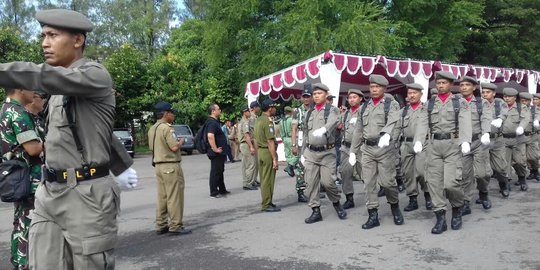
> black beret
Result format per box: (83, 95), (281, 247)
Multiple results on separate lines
(155, 101), (176, 113)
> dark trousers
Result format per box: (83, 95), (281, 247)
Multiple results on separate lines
(209, 154), (227, 196)
(224, 144), (234, 162)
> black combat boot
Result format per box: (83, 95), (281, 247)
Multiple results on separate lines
(499, 181), (510, 198)
(362, 208), (380, 229)
(479, 192), (492, 209)
(462, 201), (471, 216)
(305, 207), (322, 224)
(333, 202), (347, 220)
(526, 169), (538, 180)
(451, 207), (463, 230)
(431, 210), (447, 234)
(377, 187), (385, 197)
(390, 203), (404, 225)
(297, 191), (308, 203)
(404, 196), (419, 212)
(284, 165), (295, 177)
(343, 194), (355, 209)
(518, 176), (528, 191)
(424, 192), (433, 210)
(396, 176), (405, 193)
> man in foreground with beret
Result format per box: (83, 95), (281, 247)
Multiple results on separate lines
(0, 9), (138, 268)
(520, 93), (540, 182)
(350, 75), (403, 229)
(413, 71), (471, 234)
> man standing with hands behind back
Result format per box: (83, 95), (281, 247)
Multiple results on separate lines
(206, 104), (230, 198)
(148, 101), (191, 236)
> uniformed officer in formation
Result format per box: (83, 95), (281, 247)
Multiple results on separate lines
(530, 93), (540, 182)
(339, 89), (364, 209)
(238, 106), (259, 190)
(254, 99), (281, 212)
(290, 87), (313, 203)
(413, 71), (472, 234)
(496, 88), (530, 191)
(396, 83), (433, 212)
(303, 83), (347, 224)
(0, 9), (138, 268)
(519, 93), (540, 182)
(281, 106), (297, 177)
(349, 75), (403, 229)
(148, 101), (191, 235)
(480, 83), (511, 198)
(458, 76), (493, 215)
(249, 101), (261, 186)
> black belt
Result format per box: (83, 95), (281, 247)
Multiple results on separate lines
(524, 131), (533, 136)
(343, 141), (352, 148)
(307, 144), (335, 152)
(400, 137), (414, 142)
(432, 133), (456, 140)
(45, 165), (109, 183)
(502, 133), (517, 138)
(472, 133), (481, 141)
(363, 138), (379, 146)
(154, 161), (181, 164)
(490, 133), (500, 139)
(258, 146), (268, 149)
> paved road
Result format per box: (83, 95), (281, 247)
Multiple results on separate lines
(1, 153), (540, 269)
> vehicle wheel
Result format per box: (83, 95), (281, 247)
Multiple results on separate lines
(187, 150), (193, 155)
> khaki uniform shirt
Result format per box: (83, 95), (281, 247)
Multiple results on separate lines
(486, 98), (506, 134)
(238, 117), (250, 143)
(397, 103), (424, 139)
(254, 115), (275, 148)
(467, 96), (492, 135)
(303, 104), (339, 147)
(414, 94), (473, 145)
(341, 107), (361, 143)
(501, 103), (530, 134)
(0, 58), (132, 175)
(148, 119), (181, 163)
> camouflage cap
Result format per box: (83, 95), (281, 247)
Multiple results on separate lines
(312, 83), (330, 92)
(36, 9), (94, 32)
(480, 82), (497, 91)
(284, 106), (293, 113)
(348, 89), (364, 96)
(435, 71), (457, 81)
(405, 83), (423, 91)
(369, 74), (389, 86)
(502, 88), (518, 96)
(519, 92), (533, 100)
(459, 75), (478, 85)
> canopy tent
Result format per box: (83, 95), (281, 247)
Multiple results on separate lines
(245, 51), (540, 106)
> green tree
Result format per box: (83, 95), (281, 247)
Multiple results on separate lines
(0, 0), (36, 38)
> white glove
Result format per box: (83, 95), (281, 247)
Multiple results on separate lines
(349, 153), (357, 166)
(461, 142), (471, 154)
(115, 168), (138, 189)
(516, 126), (524, 136)
(491, 118), (503, 128)
(349, 117), (357, 125)
(480, 133), (491, 145)
(300, 155), (306, 164)
(377, 133), (391, 148)
(413, 141), (423, 153)
(534, 120), (540, 129)
(312, 127), (327, 137)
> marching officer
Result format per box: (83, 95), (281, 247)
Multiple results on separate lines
(494, 88), (530, 191)
(349, 75), (403, 229)
(303, 83), (346, 224)
(413, 71), (472, 234)
(520, 93), (540, 181)
(480, 83), (511, 198)
(458, 76), (493, 215)
(0, 9), (137, 268)
(254, 99), (281, 212)
(397, 83), (433, 212)
(238, 106), (258, 190)
(340, 88), (364, 209)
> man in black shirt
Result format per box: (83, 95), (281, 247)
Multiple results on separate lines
(206, 104), (229, 198)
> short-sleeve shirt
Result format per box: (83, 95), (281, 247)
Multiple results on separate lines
(148, 119), (181, 163)
(206, 117), (227, 156)
(254, 115), (275, 148)
(237, 117), (250, 143)
(0, 99), (42, 190)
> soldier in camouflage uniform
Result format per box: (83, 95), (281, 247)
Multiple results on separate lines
(290, 87), (313, 203)
(520, 93), (540, 182)
(1, 88), (44, 270)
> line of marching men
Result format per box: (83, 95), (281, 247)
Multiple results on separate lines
(277, 71), (540, 234)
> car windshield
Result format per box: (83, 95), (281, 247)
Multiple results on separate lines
(114, 130), (130, 138)
(174, 126), (191, 136)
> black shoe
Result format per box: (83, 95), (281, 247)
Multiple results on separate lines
(362, 208), (380, 229)
(377, 187), (385, 197)
(169, 228), (192, 235)
(263, 207), (281, 212)
(219, 190), (231, 195)
(391, 203), (404, 225)
(526, 171), (538, 180)
(156, 227), (169, 235)
(431, 210), (447, 234)
(499, 181), (510, 198)
(343, 194), (355, 209)
(479, 192), (492, 209)
(319, 193), (326, 199)
(333, 202), (347, 220)
(305, 207), (322, 224)
(404, 196), (418, 212)
(475, 198), (482, 204)
(210, 194), (222, 198)
(462, 201), (471, 216)
(253, 182), (261, 187)
(284, 165), (295, 177)
(243, 186), (258, 190)
(451, 207), (463, 230)
(297, 192), (308, 203)
(519, 177), (528, 191)
(424, 192), (433, 210)
(396, 177), (405, 193)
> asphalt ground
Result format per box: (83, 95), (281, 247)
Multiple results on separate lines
(1, 153), (540, 270)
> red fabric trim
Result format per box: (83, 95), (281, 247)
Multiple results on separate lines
(372, 96), (383, 106)
(350, 105), (359, 113)
(410, 102), (420, 111)
(438, 92), (451, 103)
(315, 103), (325, 112)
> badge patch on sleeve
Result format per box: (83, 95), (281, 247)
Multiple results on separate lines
(269, 127), (274, 134)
